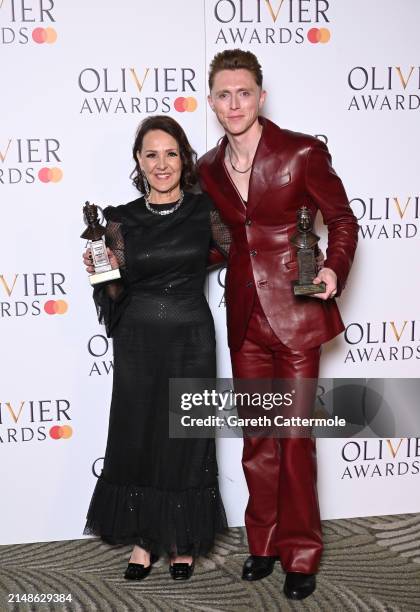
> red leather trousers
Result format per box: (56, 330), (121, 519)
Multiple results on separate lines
(230, 295), (323, 573)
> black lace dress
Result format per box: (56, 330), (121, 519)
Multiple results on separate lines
(83, 191), (229, 557)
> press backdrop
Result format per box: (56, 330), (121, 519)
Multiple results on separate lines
(1, 0), (419, 544)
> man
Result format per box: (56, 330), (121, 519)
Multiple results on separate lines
(198, 49), (358, 600)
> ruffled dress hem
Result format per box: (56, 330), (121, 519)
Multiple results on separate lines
(83, 474), (228, 557)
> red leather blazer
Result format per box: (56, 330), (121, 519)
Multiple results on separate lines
(198, 117), (359, 352)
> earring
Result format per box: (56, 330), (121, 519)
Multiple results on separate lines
(141, 170), (150, 197)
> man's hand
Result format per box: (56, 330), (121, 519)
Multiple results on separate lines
(310, 267), (337, 300)
(82, 247), (118, 274)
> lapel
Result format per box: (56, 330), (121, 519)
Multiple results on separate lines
(206, 117), (285, 219)
(245, 117), (276, 217)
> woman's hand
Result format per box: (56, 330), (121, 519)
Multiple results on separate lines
(82, 247), (119, 274)
(83, 248), (94, 274)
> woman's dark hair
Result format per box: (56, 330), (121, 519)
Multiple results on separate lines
(131, 115), (197, 192)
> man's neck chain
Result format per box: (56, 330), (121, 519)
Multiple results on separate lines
(227, 144), (253, 174)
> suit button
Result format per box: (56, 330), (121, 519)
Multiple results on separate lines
(246, 281), (253, 288)
(250, 249), (257, 257)
(245, 219), (252, 226)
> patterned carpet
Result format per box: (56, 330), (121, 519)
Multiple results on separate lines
(1, 514), (419, 612)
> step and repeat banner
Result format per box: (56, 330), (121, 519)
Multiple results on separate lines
(1, 1), (419, 544)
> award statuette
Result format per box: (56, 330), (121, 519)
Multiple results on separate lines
(81, 201), (121, 286)
(290, 206), (326, 296)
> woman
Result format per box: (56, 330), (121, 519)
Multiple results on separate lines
(83, 116), (229, 581)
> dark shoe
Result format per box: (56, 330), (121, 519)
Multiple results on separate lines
(242, 555), (277, 581)
(283, 572), (316, 600)
(169, 560), (195, 580)
(124, 553), (158, 581)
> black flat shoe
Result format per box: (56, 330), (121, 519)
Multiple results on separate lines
(124, 553), (159, 581)
(283, 572), (316, 600)
(242, 555), (277, 581)
(169, 560), (195, 580)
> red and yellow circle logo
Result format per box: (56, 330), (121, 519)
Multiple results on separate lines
(50, 425), (73, 440)
(38, 167), (63, 183)
(307, 28), (331, 44)
(32, 27), (57, 44)
(44, 300), (68, 315)
(174, 97), (198, 112)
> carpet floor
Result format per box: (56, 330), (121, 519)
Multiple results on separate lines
(1, 513), (419, 611)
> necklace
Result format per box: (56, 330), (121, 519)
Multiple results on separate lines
(145, 190), (184, 216)
(227, 145), (252, 174)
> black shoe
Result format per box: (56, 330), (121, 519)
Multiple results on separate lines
(283, 572), (316, 600)
(169, 560), (195, 580)
(242, 555), (277, 581)
(124, 553), (158, 581)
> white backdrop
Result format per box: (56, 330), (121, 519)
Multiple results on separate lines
(1, 0), (419, 544)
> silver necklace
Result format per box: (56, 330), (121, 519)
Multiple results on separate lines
(145, 190), (184, 216)
(227, 145), (252, 174)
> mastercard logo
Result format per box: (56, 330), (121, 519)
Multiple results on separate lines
(32, 27), (57, 44)
(38, 167), (63, 183)
(50, 425), (73, 440)
(44, 300), (68, 315)
(307, 28), (331, 44)
(174, 97), (198, 112)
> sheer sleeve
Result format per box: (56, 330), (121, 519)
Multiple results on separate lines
(210, 206), (231, 258)
(208, 203), (231, 269)
(104, 220), (126, 269)
(92, 207), (130, 338)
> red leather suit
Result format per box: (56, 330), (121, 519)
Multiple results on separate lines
(199, 117), (358, 573)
